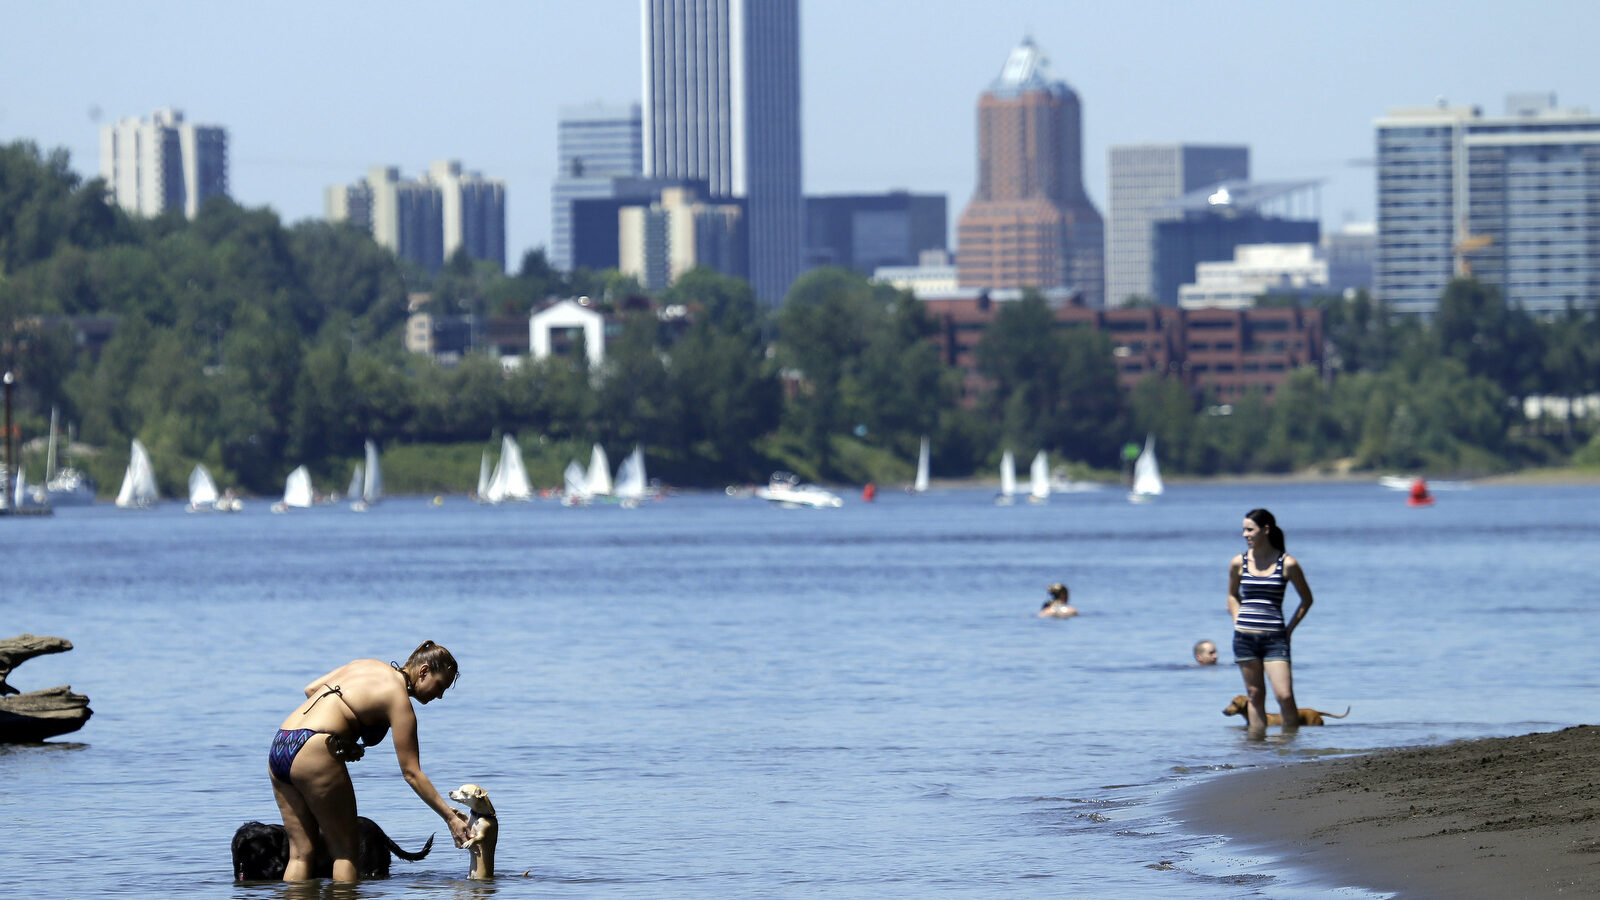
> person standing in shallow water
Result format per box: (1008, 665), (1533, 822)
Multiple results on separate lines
(268, 640), (471, 881)
(1227, 509), (1315, 734)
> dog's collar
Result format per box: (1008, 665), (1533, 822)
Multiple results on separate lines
(470, 810), (497, 821)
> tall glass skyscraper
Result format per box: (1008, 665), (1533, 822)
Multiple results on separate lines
(1376, 96), (1600, 314)
(641, 0), (802, 306)
(550, 103), (643, 273)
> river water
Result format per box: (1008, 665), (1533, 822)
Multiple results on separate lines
(3, 481), (1596, 897)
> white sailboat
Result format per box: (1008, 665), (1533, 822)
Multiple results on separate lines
(114, 439), (159, 509)
(41, 407), (96, 505)
(996, 449), (1016, 505)
(586, 443), (612, 498)
(187, 464), (219, 512)
(351, 439), (382, 511)
(13, 467), (28, 508)
(346, 463), (364, 503)
(613, 445), (648, 507)
(1029, 450), (1051, 504)
(1129, 434), (1164, 503)
(562, 459), (590, 506)
(273, 465), (314, 513)
(912, 435), (930, 493)
(476, 450), (492, 500)
(485, 434), (533, 503)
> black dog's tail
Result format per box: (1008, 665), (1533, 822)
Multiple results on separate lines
(385, 829), (435, 861)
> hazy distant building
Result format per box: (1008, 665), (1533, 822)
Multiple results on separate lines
(1107, 144), (1249, 305)
(1152, 180), (1321, 306)
(326, 161), (505, 274)
(1376, 94), (1600, 314)
(619, 185), (746, 290)
(873, 249), (959, 297)
(1324, 222), (1376, 294)
(99, 108), (228, 219)
(550, 103), (643, 272)
(430, 160), (506, 271)
(642, 0), (802, 305)
(956, 37), (1104, 304)
(805, 192), (946, 275)
(1178, 243), (1328, 310)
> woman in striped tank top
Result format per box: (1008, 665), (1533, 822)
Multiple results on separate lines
(1227, 508), (1315, 734)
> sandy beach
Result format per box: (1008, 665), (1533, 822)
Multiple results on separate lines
(1176, 724), (1600, 898)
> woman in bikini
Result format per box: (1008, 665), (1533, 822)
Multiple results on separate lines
(1227, 509), (1315, 735)
(268, 640), (471, 881)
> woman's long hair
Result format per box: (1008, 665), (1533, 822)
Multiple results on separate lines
(1245, 508), (1286, 552)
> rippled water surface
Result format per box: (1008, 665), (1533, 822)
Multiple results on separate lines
(4, 481), (1597, 897)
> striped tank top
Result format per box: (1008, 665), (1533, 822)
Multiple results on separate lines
(1235, 550), (1287, 634)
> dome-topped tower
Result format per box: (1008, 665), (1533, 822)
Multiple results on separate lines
(957, 37), (1104, 302)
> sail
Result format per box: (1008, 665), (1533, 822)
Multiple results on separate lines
(283, 465), (314, 509)
(1030, 451), (1051, 501)
(362, 439), (382, 504)
(1131, 434), (1164, 497)
(586, 443), (612, 496)
(999, 450), (1016, 499)
(13, 467), (25, 507)
(347, 464), (364, 501)
(614, 445), (647, 500)
(45, 407), (58, 483)
(188, 464), (219, 507)
(563, 460), (589, 499)
(498, 434), (532, 500)
(115, 439), (159, 508)
(477, 451), (491, 498)
(913, 436), (930, 493)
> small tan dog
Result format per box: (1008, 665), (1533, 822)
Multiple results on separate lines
(1223, 694), (1350, 726)
(448, 783), (497, 879)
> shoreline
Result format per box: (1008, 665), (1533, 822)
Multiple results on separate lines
(1172, 724), (1600, 898)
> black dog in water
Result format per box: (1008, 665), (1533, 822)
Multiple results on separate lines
(232, 817), (434, 881)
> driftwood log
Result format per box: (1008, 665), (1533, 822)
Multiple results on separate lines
(0, 634), (93, 741)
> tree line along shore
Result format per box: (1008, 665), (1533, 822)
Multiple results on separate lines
(4, 140), (1600, 499)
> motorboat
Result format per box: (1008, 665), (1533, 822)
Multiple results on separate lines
(755, 472), (843, 509)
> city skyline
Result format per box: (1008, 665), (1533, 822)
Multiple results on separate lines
(6, 0), (1600, 274)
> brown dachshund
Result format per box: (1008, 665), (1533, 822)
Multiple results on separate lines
(1223, 694), (1350, 726)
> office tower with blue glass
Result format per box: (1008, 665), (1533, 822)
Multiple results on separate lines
(550, 103), (643, 273)
(1376, 94), (1600, 314)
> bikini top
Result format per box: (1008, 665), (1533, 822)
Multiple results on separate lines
(304, 684), (389, 747)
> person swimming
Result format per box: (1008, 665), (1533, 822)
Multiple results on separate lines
(1038, 583), (1078, 618)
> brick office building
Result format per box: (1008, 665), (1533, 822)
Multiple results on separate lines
(921, 294), (1323, 402)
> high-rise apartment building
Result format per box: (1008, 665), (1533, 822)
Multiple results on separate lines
(641, 0), (802, 305)
(619, 186), (745, 290)
(1106, 144), (1248, 305)
(551, 103), (643, 272)
(99, 108), (228, 219)
(1376, 94), (1600, 314)
(956, 38), (1104, 304)
(326, 162), (504, 274)
(431, 160), (507, 271)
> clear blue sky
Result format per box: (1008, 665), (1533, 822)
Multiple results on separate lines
(5, 0), (1598, 268)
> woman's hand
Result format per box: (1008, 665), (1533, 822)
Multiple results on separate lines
(447, 808), (472, 848)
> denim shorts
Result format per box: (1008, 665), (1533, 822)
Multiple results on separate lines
(1233, 630), (1291, 663)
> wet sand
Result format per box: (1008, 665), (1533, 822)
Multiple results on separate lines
(1177, 724), (1600, 898)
